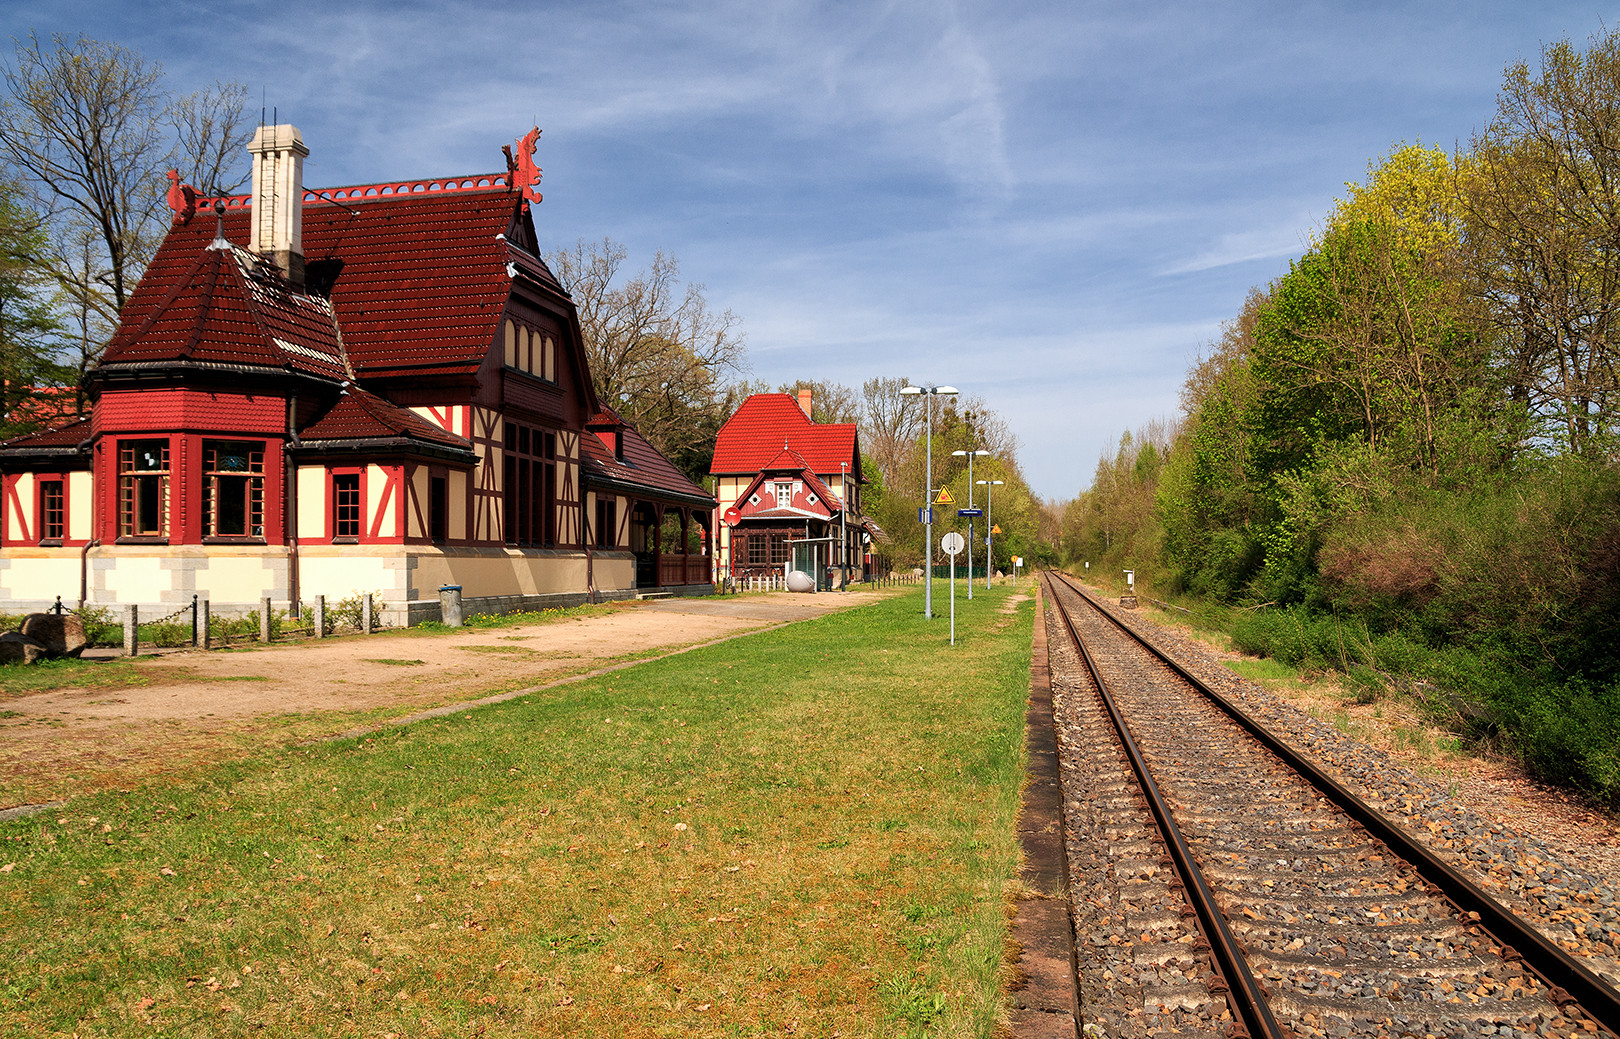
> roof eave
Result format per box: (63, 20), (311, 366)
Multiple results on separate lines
(289, 437), (477, 464)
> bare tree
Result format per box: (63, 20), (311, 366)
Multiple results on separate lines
(550, 238), (747, 469)
(0, 33), (251, 345)
(774, 377), (860, 424)
(172, 81), (253, 197)
(857, 376), (924, 483)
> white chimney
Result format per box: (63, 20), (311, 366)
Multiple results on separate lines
(248, 124), (308, 286)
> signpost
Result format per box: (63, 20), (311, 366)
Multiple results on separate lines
(941, 531), (964, 645)
(722, 507), (741, 591)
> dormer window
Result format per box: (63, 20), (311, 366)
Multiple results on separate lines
(775, 483), (792, 508)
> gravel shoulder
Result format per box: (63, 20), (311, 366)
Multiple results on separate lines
(1085, 593), (1620, 988)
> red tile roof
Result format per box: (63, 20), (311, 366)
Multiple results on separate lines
(710, 393), (861, 478)
(580, 422), (715, 508)
(3, 386), (81, 429)
(103, 243), (347, 380)
(297, 386), (473, 454)
(106, 177), (558, 383)
(0, 416), (92, 451)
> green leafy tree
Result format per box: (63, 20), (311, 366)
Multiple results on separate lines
(0, 180), (65, 436)
(1463, 30), (1620, 456)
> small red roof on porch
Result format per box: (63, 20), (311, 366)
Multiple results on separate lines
(298, 387), (473, 451)
(581, 423), (715, 507)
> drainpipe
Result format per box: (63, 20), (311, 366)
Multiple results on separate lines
(285, 394), (300, 614)
(78, 434), (99, 610)
(583, 490), (596, 603)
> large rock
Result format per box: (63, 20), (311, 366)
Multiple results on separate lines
(20, 613), (87, 657)
(0, 631), (46, 665)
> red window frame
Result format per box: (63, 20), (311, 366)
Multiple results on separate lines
(39, 477), (65, 544)
(330, 468), (363, 541)
(118, 438), (170, 540)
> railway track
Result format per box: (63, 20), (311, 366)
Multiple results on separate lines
(1041, 571), (1620, 1039)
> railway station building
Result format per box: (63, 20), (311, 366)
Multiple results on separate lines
(709, 390), (881, 589)
(0, 125), (715, 621)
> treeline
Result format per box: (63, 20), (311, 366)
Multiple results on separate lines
(1066, 31), (1620, 804)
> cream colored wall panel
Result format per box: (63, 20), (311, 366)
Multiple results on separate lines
(99, 555), (168, 602)
(543, 335), (555, 381)
(593, 554), (634, 591)
(504, 320), (516, 367)
(67, 471), (93, 541)
(367, 465), (395, 538)
(406, 467), (428, 539)
(448, 470), (468, 541)
(2, 553), (81, 601)
(297, 550), (411, 602)
(194, 555), (280, 602)
(11, 475), (35, 542)
(403, 549), (590, 600)
(296, 466), (325, 539)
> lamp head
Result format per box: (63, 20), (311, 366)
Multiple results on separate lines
(900, 386), (922, 396)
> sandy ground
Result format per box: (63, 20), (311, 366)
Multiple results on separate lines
(0, 592), (888, 810)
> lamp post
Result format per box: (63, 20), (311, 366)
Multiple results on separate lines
(840, 460), (849, 592)
(952, 449), (990, 599)
(901, 384), (958, 618)
(976, 478), (1004, 589)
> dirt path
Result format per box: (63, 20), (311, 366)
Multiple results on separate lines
(0, 592), (887, 810)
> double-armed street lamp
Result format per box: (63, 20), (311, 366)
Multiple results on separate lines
(952, 449), (990, 599)
(976, 478), (1004, 589)
(901, 384), (957, 618)
(840, 460), (849, 592)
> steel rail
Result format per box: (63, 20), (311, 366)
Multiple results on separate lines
(1049, 570), (1620, 1037)
(1041, 573), (1287, 1039)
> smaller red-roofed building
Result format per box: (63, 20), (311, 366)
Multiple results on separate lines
(0, 125), (714, 619)
(709, 389), (874, 588)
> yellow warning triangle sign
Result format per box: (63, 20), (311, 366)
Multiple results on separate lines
(991, 524), (1002, 534)
(934, 487), (955, 505)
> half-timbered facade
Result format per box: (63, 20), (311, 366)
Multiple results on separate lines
(709, 390), (873, 588)
(0, 125), (714, 619)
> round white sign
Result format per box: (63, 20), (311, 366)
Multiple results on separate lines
(941, 532), (965, 556)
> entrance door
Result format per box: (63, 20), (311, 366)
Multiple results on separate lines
(631, 503), (658, 587)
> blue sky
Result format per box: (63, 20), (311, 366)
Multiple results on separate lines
(2, 1), (1612, 498)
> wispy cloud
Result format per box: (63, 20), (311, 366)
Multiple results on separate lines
(1159, 223), (1311, 275)
(0, 0), (1605, 497)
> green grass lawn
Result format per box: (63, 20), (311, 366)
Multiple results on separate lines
(0, 582), (1035, 1038)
